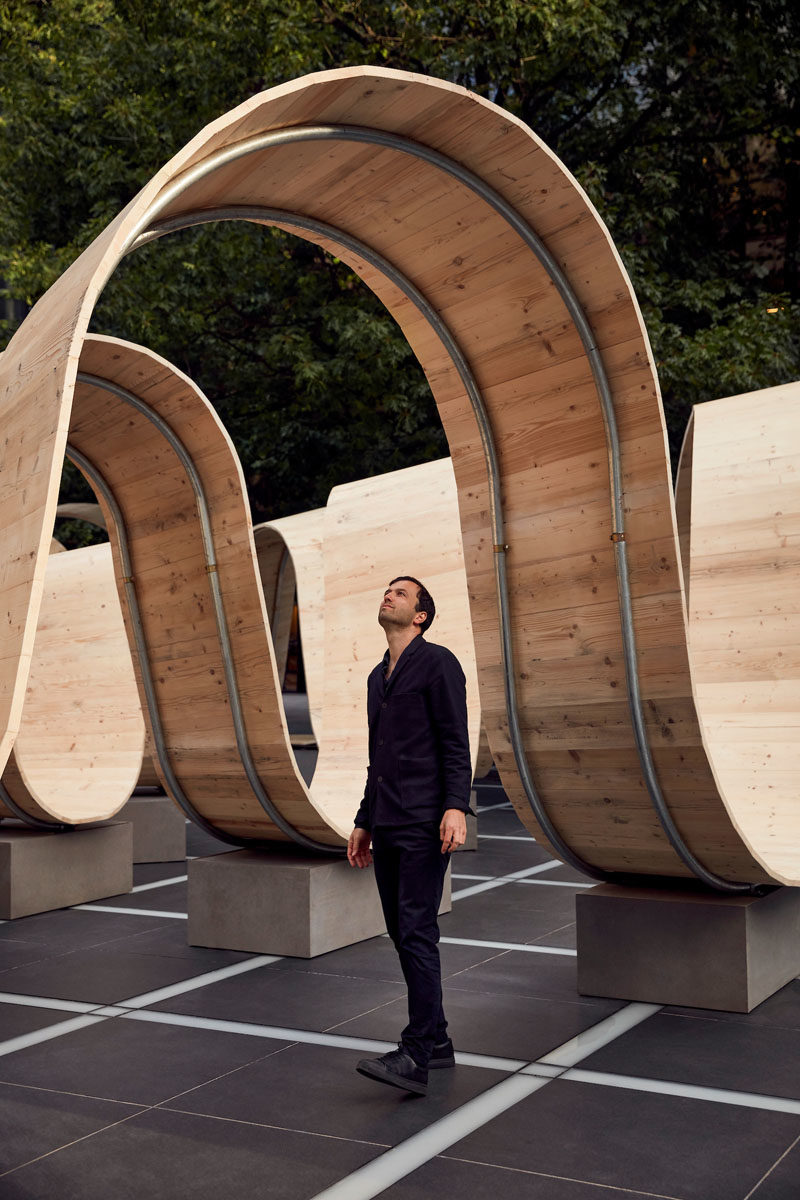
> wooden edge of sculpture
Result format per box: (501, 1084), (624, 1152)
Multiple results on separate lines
(0, 65), (797, 884)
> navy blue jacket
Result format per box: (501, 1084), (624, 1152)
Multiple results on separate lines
(354, 635), (472, 830)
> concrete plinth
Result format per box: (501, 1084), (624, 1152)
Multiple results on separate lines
(188, 846), (452, 958)
(124, 792), (186, 863)
(576, 883), (800, 1013)
(0, 822), (132, 919)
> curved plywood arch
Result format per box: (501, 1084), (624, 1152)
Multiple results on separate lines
(255, 509), (323, 738)
(0, 66), (795, 882)
(0, 543), (144, 824)
(675, 381), (800, 884)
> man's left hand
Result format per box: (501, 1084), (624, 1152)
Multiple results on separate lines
(440, 808), (467, 854)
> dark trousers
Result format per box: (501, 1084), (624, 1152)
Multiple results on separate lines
(371, 822), (450, 1068)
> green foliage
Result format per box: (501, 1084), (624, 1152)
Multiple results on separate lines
(1, 0), (798, 538)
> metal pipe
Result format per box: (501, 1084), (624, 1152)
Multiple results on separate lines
(0, 778), (71, 830)
(71, 385), (343, 856)
(114, 121), (753, 890)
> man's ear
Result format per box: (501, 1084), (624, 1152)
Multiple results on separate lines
(414, 610), (427, 626)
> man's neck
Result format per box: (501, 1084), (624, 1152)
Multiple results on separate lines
(384, 626), (422, 674)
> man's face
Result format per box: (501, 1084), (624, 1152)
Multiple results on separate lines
(378, 580), (425, 631)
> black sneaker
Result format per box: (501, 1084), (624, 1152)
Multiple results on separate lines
(356, 1046), (428, 1095)
(429, 1038), (456, 1069)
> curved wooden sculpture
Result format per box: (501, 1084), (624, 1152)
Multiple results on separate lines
(0, 66), (796, 884)
(255, 509), (324, 738)
(0, 543), (144, 825)
(675, 381), (800, 886)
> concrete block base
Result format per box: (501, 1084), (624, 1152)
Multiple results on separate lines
(0, 822), (132, 919)
(577, 883), (800, 1012)
(124, 792), (186, 863)
(188, 845), (452, 958)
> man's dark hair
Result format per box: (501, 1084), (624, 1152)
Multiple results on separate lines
(389, 576), (435, 634)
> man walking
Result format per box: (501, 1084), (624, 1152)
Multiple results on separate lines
(347, 576), (472, 1096)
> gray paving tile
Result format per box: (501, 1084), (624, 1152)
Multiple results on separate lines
(579, 1011), (800, 1101)
(382, 1155), (675, 1199)
(263, 933), (504, 985)
(108, 922), (252, 967)
(0, 946), (220, 1005)
(665, 979), (800, 1033)
(0, 1000), (87, 1042)
(0, 1080), (143, 1176)
(0, 1105), (380, 1200)
(444, 948), (624, 1008)
(0, 907), (171, 952)
(747, 1135), (800, 1199)
(442, 881), (578, 943)
(84, 881), (187, 913)
(169, 1041), (510, 1146)
(466, 839), (552, 877)
(148, 963), (405, 1031)
(0, 1013), (285, 1105)
(334, 987), (621, 1061)
(447, 1078), (800, 1200)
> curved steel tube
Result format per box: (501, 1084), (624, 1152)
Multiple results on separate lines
(0, 778), (71, 831)
(67, 436), (340, 855)
(116, 123), (753, 890)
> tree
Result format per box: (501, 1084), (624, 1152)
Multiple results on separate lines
(2, 0), (797, 539)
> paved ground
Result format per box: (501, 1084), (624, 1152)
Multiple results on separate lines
(1, 777), (799, 1199)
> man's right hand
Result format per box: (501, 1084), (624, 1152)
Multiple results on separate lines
(347, 827), (373, 868)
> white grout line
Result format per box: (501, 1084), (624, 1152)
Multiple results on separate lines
(310, 1074), (551, 1200)
(440, 936), (576, 957)
(451, 860), (561, 900)
(477, 834), (534, 841)
(535, 1003), (662, 1068)
(131, 875), (188, 893)
(119, 1008), (532, 1073)
(71, 906), (188, 919)
(565, 1068), (800, 1115)
(0, 992), (100, 1014)
(117, 954), (281, 1010)
(0, 1014), (107, 1057)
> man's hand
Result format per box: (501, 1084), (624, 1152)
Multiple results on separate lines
(347, 827), (373, 868)
(440, 808), (467, 854)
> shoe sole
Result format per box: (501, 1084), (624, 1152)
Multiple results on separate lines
(356, 1061), (427, 1095)
(428, 1056), (455, 1069)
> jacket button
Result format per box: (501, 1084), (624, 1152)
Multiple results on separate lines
(377, 776), (383, 782)
(381, 702), (387, 708)
(378, 739), (384, 746)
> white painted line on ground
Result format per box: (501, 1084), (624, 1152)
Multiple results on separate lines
(310, 1073), (549, 1200)
(477, 834), (534, 842)
(72, 905), (188, 919)
(118, 954), (281, 1009)
(534, 1003), (662, 1068)
(565, 1068), (800, 1115)
(123, 1009), (396, 1053)
(451, 860), (561, 900)
(0, 1014), (106, 1057)
(440, 936), (576, 957)
(121, 1009), (531, 1073)
(0, 992), (99, 1014)
(131, 875), (188, 893)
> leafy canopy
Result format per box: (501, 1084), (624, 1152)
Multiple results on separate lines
(1, 0), (797, 538)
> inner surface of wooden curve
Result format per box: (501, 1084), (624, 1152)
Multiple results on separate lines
(1, 66), (797, 885)
(0, 542), (144, 826)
